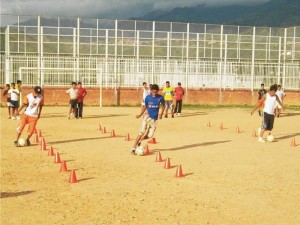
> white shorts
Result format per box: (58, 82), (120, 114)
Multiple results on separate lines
(274, 101), (282, 109)
(138, 115), (156, 138)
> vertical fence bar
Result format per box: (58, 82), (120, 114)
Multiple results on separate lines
(219, 25), (224, 104)
(282, 28), (287, 88)
(277, 37), (281, 84)
(152, 21), (155, 84)
(251, 27), (256, 96)
(5, 26), (10, 84)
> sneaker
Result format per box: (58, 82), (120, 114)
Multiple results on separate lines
(79, 117), (82, 119)
(164, 115), (168, 118)
(8, 116), (11, 119)
(14, 141), (19, 147)
(171, 114), (174, 118)
(178, 113), (181, 116)
(26, 139), (31, 146)
(16, 116), (21, 120)
(258, 137), (265, 143)
(130, 148), (136, 155)
(11, 116), (16, 120)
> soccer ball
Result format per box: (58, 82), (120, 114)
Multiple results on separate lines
(267, 135), (275, 142)
(136, 146), (145, 156)
(18, 138), (26, 146)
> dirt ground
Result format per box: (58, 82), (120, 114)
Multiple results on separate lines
(1, 106), (300, 225)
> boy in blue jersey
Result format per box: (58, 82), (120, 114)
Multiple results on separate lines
(131, 84), (165, 155)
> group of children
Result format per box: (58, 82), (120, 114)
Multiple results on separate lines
(3, 80), (22, 120)
(66, 81), (87, 119)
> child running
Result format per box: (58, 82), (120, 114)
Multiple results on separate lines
(15, 86), (43, 146)
(131, 84), (165, 155)
(274, 84), (286, 117)
(251, 84), (284, 143)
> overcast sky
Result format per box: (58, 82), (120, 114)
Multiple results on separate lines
(1, 0), (270, 19)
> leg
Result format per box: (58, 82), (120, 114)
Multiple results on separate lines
(79, 102), (83, 118)
(164, 102), (169, 117)
(174, 101), (178, 114)
(178, 100), (182, 114)
(8, 106), (11, 118)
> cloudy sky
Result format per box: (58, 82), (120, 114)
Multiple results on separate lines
(1, 0), (270, 19)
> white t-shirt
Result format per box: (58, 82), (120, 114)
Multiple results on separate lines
(8, 88), (19, 101)
(276, 90), (285, 102)
(263, 93), (276, 115)
(66, 88), (78, 100)
(24, 93), (43, 117)
(142, 87), (150, 102)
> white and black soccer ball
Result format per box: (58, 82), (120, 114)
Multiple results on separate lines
(267, 135), (275, 142)
(18, 138), (26, 146)
(136, 146), (145, 156)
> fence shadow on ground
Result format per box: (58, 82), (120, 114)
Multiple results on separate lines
(175, 111), (208, 118)
(152, 140), (231, 152)
(1, 191), (35, 198)
(279, 112), (300, 118)
(42, 113), (129, 119)
(47, 136), (112, 145)
(275, 133), (300, 140)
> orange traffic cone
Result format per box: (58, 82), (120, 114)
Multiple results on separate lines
(125, 133), (131, 141)
(148, 137), (157, 144)
(68, 170), (78, 183)
(144, 145), (150, 155)
(38, 129), (42, 138)
(111, 129), (116, 137)
(98, 124), (102, 131)
(175, 165), (184, 178)
(34, 127), (38, 134)
(291, 138), (297, 147)
(40, 138), (46, 151)
(164, 158), (171, 169)
(34, 134), (39, 143)
(207, 121), (211, 127)
(48, 146), (55, 156)
(219, 123), (224, 130)
(59, 160), (68, 173)
(102, 127), (106, 134)
(54, 152), (61, 163)
(236, 126), (241, 133)
(155, 151), (163, 162)
(252, 130), (257, 137)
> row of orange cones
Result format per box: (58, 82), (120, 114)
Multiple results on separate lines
(207, 121), (298, 146)
(34, 128), (78, 183)
(155, 151), (184, 177)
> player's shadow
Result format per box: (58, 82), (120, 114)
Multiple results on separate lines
(47, 136), (112, 145)
(1, 191), (35, 198)
(82, 114), (130, 119)
(177, 112), (208, 118)
(154, 140), (231, 151)
(279, 112), (300, 117)
(275, 133), (300, 140)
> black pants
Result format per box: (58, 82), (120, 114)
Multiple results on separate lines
(76, 102), (84, 118)
(174, 100), (182, 113)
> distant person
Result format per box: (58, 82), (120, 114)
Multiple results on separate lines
(76, 82), (87, 119)
(16, 80), (22, 105)
(141, 82), (151, 107)
(8, 82), (20, 120)
(251, 84), (284, 143)
(15, 86), (43, 146)
(257, 83), (266, 116)
(163, 81), (174, 118)
(66, 82), (78, 119)
(3, 84), (13, 119)
(174, 82), (184, 116)
(274, 84), (286, 117)
(131, 84), (165, 155)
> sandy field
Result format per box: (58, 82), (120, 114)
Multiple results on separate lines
(1, 106), (300, 225)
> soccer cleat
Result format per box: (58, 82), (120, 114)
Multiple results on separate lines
(130, 148), (136, 155)
(164, 115), (168, 118)
(26, 139), (31, 146)
(14, 141), (20, 147)
(258, 137), (266, 143)
(16, 116), (21, 120)
(178, 113), (181, 116)
(172, 114), (174, 118)
(8, 116), (11, 119)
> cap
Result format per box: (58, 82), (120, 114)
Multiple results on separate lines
(178, 82), (181, 85)
(34, 86), (42, 94)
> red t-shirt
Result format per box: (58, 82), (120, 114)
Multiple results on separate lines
(174, 87), (184, 100)
(77, 87), (87, 103)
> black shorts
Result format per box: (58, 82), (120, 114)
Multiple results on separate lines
(262, 112), (275, 131)
(10, 100), (19, 108)
(69, 99), (78, 108)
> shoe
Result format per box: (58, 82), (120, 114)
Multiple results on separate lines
(11, 116), (16, 120)
(178, 113), (181, 116)
(130, 148), (136, 155)
(171, 114), (174, 118)
(26, 139), (31, 146)
(8, 116), (11, 119)
(164, 115), (168, 118)
(17, 116), (21, 120)
(258, 137), (265, 143)
(137, 142), (141, 147)
(14, 141), (19, 147)
(258, 111), (261, 116)
(79, 117), (82, 119)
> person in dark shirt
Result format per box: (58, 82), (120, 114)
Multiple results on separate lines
(257, 83), (266, 116)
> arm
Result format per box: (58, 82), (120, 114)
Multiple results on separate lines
(17, 102), (28, 115)
(136, 105), (147, 119)
(251, 94), (265, 115)
(38, 105), (43, 119)
(275, 95), (285, 111)
(158, 100), (166, 119)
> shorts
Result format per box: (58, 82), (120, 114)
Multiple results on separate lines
(274, 101), (282, 109)
(165, 100), (173, 110)
(7, 102), (13, 107)
(10, 100), (19, 108)
(69, 99), (78, 108)
(17, 114), (38, 135)
(261, 112), (275, 131)
(138, 116), (156, 138)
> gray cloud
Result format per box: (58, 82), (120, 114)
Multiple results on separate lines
(1, 0), (270, 19)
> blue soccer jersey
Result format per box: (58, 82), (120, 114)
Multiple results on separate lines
(145, 94), (165, 120)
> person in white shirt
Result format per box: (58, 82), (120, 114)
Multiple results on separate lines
(141, 82), (151, 107)
(251, 84), (284, 143)
(8, 82), (20, 120)
(15, 86), (43, 146)
(274, 85), (286, 117)
(66, 82), (78, 119)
